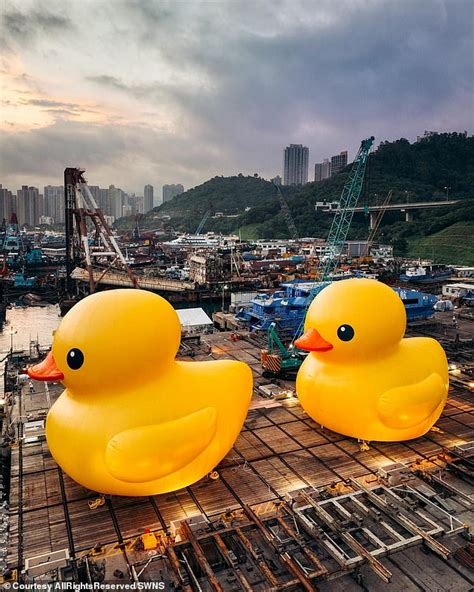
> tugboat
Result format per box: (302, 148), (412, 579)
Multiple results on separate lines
(400, 263), (453, 284)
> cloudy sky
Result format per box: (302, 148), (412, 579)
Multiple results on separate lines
(1, 0), (472, 195)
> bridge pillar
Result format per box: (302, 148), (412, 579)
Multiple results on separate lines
(369, 211), (377, 230)
(405, 210), (414, 223)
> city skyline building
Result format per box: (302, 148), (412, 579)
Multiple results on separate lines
(1, 181), (156, 226)
(16, 186), (41, 226)
(283, 144), (309, 186)
(163, 184), (184, 202)
(144, 184), (154, 212)
(314, 158), (331, 182)
(108, 185), (126, 221)
(0, 184), (15, 222)
(44, 185), (64, 224)
(330, 150), (348, 176)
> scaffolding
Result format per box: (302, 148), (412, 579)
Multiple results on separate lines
(64, 168), (138, 294)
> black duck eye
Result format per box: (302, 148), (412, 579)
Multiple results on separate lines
(337, 324), (354, 342)
(67, 348), (84, 370)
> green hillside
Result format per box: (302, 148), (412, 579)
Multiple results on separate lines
(117, 132), (474, 263)
(407, 222), (474, 265)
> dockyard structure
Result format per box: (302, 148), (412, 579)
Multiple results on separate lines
(189, 253), (226, 285)
(442, 283), (474, 306)
(176, 307), (214, 334)
(64, 167), (138, 293)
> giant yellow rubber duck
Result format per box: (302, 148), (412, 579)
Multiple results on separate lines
(28, 289), (252, 496)
(295, 279), (448, 442)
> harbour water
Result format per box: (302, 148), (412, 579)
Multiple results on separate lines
(0, 304), (60, 395)
(0, 304), (60, 355)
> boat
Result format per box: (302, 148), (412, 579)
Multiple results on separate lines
(393, 287), (438, 321)
(40, 232), (66, 249)
(236, 281), (320, 333)
(236, 280), (437, 332)
(400, 263), (453, 283)
(12, 272), (37, 289)
(164, 233), (240, 249)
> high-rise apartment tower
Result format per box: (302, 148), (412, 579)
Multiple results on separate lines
(283, 144), (309, 186)
(144, 184), (154, 212)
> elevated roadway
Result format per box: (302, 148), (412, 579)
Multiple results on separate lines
(317, 200), (460, 228)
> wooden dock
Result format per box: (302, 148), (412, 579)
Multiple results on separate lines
(2, 329), (473, 590)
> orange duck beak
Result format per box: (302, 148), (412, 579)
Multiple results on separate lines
(27, 351), (64, 381)
(295, 328), (333, 352)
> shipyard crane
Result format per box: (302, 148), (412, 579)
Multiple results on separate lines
(195, 210), (211, 234)
(261, 136), (375, 377)
(195, 200), (214, 235)
(276, 184), (299, 241)
(360, 190), (393, 259)
(64, 167), (138, 294)
(315, 136), (375, 281)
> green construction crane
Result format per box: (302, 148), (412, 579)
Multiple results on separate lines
(261, 136), (374, 377)
(318, 135), (374, 281)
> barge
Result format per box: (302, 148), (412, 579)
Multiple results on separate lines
(236, 280), (438, 333)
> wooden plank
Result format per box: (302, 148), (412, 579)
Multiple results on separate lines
(404, 437), (442, 458)
(304, 418), (345, 442)
(442, 403), (465, 417)
(281, 421), (330, 448)
(48, 505), (70, 552)
(282, 450), (339, 487)
(63, 473), (97, 503)
(243, 411), (273, 430)
(190, 478), (240, 516)
(22, 505), (69, 559)
(251, 458), (306, 495)
(220, 466), (277, 505)
(261, 407), (299, 425)
(335, 440), (391, 473)
(23, 508), (54, 557)
(112, 497), (162, 539)
(311, 442), (375, 479)
(372, 442), (421, 465)
(217, 447), (240, 468)
(254, 425), (301, 454)
(153, 490), (201, 527)
(449, 412), (474, 429)
(234, 432), (273, 461)
(437, 416), (472, 438)
(68, 499), (117, 551)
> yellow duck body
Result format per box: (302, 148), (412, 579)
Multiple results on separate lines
(295, 279), (448, 442)
(28, 289), (252, 496)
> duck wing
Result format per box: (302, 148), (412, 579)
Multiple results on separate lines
(376, 373), (447, 429)
(105, 407), (217, 483)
